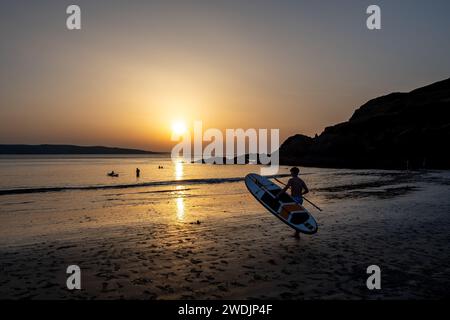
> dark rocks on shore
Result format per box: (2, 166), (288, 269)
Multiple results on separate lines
(191, 154), (271, 165)
(280, 78), (450, 169)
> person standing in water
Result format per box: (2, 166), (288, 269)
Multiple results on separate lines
(276, 167), (309, 239)
(136, 168), (140, 178)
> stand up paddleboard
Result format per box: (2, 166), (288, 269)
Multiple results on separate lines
(245, 173), (318, 234)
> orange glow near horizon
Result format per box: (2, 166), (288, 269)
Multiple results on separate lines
(3, 2), (439, 151)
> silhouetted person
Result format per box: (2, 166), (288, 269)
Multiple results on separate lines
(136, 168), (140, 178)
(276, 167), (309, 239)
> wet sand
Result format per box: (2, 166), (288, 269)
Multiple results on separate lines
(1, 170), (449, 299)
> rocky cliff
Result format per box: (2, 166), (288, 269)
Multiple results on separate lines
(280, 78), (450, 169)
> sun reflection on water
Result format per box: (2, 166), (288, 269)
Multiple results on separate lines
(175, 185), (185, 221)
(175, 161), (184, 180)
(176, 197), (184, 221)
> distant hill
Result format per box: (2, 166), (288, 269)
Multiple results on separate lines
(0, 144), (165, 155)
(280, 78), (450, 169)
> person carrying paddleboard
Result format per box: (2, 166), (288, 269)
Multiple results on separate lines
(276, 167), (309, 238)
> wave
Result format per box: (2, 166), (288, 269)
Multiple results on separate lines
(0, 174), (290, 196)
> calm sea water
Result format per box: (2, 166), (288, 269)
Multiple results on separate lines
(0, 155), (267, 191)
(1, 155), (448, 246)
(0, 155), (420, 194)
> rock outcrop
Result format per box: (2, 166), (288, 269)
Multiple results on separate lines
(280, 78), (450, 169)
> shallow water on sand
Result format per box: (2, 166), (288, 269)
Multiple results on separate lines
(0, 156), (448, 242)
(0, 155), (256, 190)
(0, 156), (449, 299)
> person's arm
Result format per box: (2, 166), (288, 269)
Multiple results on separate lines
(301, 180), (309, 195)
(277, 180), (291, 198)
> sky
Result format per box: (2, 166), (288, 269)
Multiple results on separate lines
(1, 0), (450, 151)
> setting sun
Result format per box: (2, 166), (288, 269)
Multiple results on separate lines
(171, 121), (188, 136)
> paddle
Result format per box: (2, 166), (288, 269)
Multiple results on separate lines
(248, 176), (278, 200)
(273, 177), (323, 212)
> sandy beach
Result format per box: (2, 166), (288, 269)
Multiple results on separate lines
(1, 162), (449, 300)
(2, 0), (450, 305)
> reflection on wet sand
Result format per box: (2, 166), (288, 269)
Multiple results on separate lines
(175, 186), (185, 221)
(174, 161), (185, 220)
(1, 166), (450, 299)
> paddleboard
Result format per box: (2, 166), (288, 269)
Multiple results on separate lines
(245, 173), (318, 234)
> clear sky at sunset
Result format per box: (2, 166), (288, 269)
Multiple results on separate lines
(1, 0), (450, 151)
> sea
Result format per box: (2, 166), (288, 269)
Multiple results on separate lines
(0, 154), (412, 195)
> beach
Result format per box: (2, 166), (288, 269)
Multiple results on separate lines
(0, 156), (449, 299)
